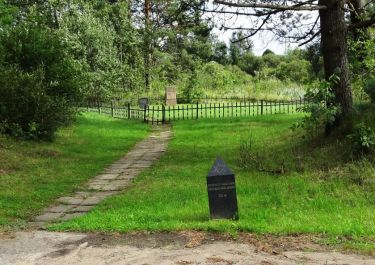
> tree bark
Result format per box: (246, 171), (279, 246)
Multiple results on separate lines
(319, 0), (353, 133)
(144, 0), (151, 90)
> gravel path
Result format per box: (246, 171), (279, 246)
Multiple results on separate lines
(1, 231), (374, 265)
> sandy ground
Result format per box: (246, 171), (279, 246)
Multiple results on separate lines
(0, 231), (374, 265)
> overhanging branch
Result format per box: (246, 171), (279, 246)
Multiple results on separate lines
(213, 0), (327, 11)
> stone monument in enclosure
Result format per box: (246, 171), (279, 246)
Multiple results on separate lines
(165, 86), (177, 106)
(138, 98), (149, 109)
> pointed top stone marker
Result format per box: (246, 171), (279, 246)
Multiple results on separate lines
(207, 157), (234, 177)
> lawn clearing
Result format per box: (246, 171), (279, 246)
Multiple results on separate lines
(51, 115), (375, 241)
(0, 112), (150, 229)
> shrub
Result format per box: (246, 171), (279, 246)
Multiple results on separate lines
(0, 25), (82, 140)
(364, 78), (375, 103)
(292, 76), (341, 137)
(348, 122), (375, 155)
(0, 67), (77, 140)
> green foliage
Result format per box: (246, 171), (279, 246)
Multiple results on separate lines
(58, 1), (144, 100)
(273, 59), (312, 84)
(349, 29), (375, 102)
(348, 123), (375, 155)
(304, 42), (324, 78)
(0, 67), (78, 140)
(293, 76), (341, 136)
(0, 21), (82, 139)
(364, 78), (375, 103)
(178, 62), (253, 100)
(0, 0), (146, 138)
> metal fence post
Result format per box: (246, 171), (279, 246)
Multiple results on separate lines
(143, 105), (147, 123)
(196, 102), (199, 119)
(261, 100), (264, 115)
(127, 103), (131, 119)
(162, 104), (166, 124)
(111, 101), (114, 117)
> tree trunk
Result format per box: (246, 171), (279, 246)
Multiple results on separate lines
(319, 0), (353, 133)
(144, 0), (151, 90)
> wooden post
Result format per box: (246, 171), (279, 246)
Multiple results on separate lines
(196, 102), (199, 119)
(111, 101), (114, 117)
(127, 103), (131, 119)
(261, 100), (264, 115)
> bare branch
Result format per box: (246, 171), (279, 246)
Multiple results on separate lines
(200, 7), (277, 17)
(298, 30), (321, 46)
(231, 14), (272, 43)
(213, 0), (327, 11)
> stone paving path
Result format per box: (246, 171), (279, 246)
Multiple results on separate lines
(30, 126), (172, 229)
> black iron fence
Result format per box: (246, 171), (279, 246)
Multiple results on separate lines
(86, 98), (308, 124)
(102, 96), (304, 106)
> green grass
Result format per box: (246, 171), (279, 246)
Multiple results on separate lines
(51, 114), (375, 243)
(0, 112), (149, 228)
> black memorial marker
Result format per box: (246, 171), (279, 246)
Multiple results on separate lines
(207, 158), (239, 220)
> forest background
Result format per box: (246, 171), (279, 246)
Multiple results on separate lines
(0, 0), (373, 139)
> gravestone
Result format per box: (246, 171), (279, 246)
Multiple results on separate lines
(165, 86), (177, 106)
(138, 98), (149, 109)
(207, 158), (239, 220)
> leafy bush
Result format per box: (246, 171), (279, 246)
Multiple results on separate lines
(364, 78), (375, 103)
(348, 122), (375, 155)
(0, 25), (82, 139)
(293, 76), (341, 137)
(0, 67), (78, 140)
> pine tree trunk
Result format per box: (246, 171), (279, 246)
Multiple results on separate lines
(319, 0), (353, 133)
(144, 0), (151, 90)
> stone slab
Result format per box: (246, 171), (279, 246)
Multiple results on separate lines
(96, 174), (119, 180)
(57, 197), (84, 205)
(46, 205), (75, 213)
(68, 205), (94, 213)
(35, 212), (64, 222)
(87, 180), (111, 186)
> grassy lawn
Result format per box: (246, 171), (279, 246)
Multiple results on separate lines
(0, 112), (150, 229)
(51, 113), (375, 249)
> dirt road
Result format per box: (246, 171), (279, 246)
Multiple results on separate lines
(1, 231), (374, 265)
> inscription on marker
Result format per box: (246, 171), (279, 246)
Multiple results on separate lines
(206, 158), (239, 220)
